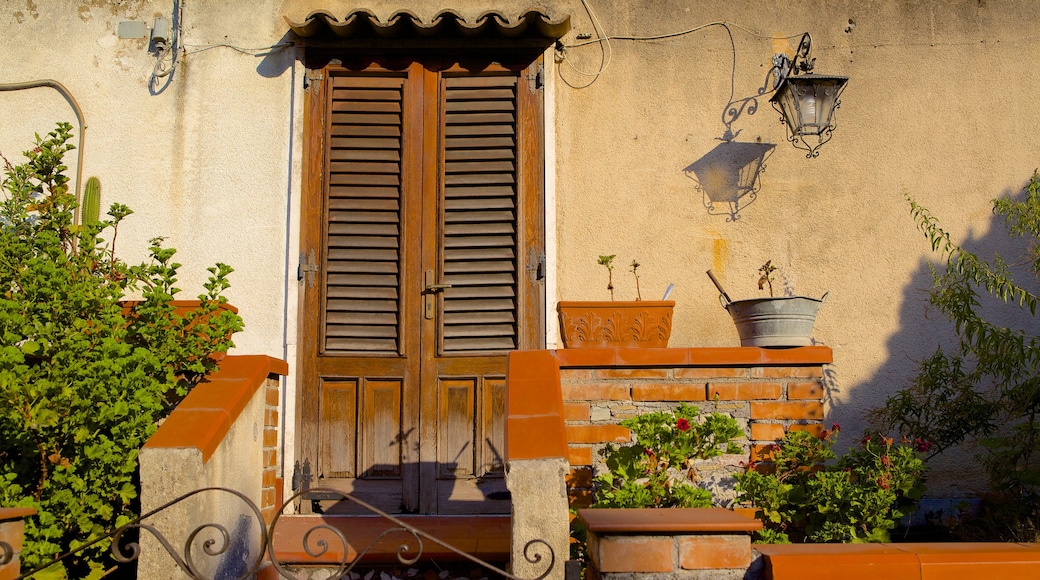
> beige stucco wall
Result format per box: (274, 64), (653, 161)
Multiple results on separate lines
(4, 0), (1040, 498)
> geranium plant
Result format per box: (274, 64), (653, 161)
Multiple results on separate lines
(0, 123), (243, 576)
(593, 403), (743, 508)
(735, 426), (927, 543)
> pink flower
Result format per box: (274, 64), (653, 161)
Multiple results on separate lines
(914, 438), (934, 453)
(676, 418), (690, 432)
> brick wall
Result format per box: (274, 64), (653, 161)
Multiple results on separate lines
(545, 347), (832, 507)
(262, 377), (282, 524)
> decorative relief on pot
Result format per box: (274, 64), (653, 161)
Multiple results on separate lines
(557, 301), (674, 348)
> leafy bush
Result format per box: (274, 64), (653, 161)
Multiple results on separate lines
(593, 403), (743, 508)
(872, 173), (1040, 540)
(735, 427), (926, 543)
(0, 123), (243, 576)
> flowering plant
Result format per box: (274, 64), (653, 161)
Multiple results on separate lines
(735, 426), (927, 543)
(593, 403), (743, 508)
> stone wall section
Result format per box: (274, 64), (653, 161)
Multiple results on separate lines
(559, 358), (827, 507)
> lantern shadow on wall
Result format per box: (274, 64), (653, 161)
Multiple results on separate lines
(684, 140), (775, 222)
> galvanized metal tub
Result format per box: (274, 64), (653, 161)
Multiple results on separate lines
(722, 294), (826, 347)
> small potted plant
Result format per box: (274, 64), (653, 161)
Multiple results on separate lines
(558, 255), (675, 348)
(707, 260), (826, 347)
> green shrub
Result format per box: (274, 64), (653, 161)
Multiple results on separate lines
(872, 173), (1040, 540)
(735, 427), (926, 543)
(0, 123), (243, 576)
(593, 403), (743, 508)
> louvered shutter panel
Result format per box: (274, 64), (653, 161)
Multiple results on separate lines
(441, 74), (520, 352)
(324, 75), (405, 353)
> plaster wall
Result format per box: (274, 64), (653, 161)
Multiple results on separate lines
(4, 0), (1040, 496)
(138, 376), (266, 579)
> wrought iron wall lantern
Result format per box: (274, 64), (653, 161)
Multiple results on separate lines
(769, 33), (848, 158)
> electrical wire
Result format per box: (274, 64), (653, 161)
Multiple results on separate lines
(183, 41), (294, 56)
(0, 80), (86, 224)
(559, 0), (809, 86)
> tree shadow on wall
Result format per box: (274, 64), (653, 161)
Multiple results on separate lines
(824, 177), (1040, 499)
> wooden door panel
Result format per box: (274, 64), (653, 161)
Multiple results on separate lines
(361, 379), (404, 478)
(438, 378), (476, 477)
(319, 380), (358, 478)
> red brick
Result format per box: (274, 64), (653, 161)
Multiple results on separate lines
(263, 449), (277, 468)
(566, 467), (594, 488)
(265, 385), (280, 406)
(594, 368), (669, 379)
(679, 535), (751, 570)
(263, 469), (277, 488)
(564, 402), (592, 421)
(750, 422), (785, 441)
(709, 382), (782, 400)
(595, 536), (674, 573)
(568, 446), (593, 465)
(751, 444), (777, 463)
(752, 366), (824, 379)
(751, 401), (823, 420)
(264, 408), (279, 426)
(559, 368), (593, 381)
(788, 423), (824, 436)
(562, 384), (631, 401)
(264, 428), (278, 447)
(567, 424), (631, 444)
(788, 381), (824, 399)
(631, 383), (706, 401)
(675, 367), (747, 379)
(262, 488), (276, 509)
(569, 489), (594, 508)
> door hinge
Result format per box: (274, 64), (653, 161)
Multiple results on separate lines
(292, 459), (312, 492)
(526, 63), (544, 93)
(526, 250), (546, 281)
(304, 70), (324, 92)
(298, 250), (318, 286)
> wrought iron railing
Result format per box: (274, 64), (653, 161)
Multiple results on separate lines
(1, 487), (554, 580)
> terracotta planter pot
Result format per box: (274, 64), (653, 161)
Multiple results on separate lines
(557, 300), (674, 348)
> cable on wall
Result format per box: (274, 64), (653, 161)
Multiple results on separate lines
(0, 80), (86, 224)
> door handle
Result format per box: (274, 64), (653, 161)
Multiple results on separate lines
(424, 270), (451, 319)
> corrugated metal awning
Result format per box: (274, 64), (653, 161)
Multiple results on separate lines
(284, 8), (571, 40)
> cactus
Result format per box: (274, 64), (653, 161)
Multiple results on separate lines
(81, 176), (101, 225)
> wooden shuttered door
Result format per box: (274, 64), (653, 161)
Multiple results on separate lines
(442, 75), (521, 352)
(324, 75), (406, 354)
(299, 58), (544, 515)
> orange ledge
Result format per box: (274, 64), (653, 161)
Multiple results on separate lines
(0, 507), (36, 522)
(757, 542), (1040, 580)
(143, 355), (288, 462)
(579, 508), (762, 534)
(554, 346), (833, 368)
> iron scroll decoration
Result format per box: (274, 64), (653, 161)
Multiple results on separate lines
(5, 487), (556, 580)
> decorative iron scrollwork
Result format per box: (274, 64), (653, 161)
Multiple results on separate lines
(9, 486), (555, 580)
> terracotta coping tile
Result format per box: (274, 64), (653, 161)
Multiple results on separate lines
(552, 346), (833, 368)
(0, 507), (37, 522)
(506, 415), (568, 460)
(142, 355), (288, 463)
(144, 408), (232, 461)
(578, 508), (762, 534)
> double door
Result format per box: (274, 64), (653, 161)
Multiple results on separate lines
(297, 56), (545, 514)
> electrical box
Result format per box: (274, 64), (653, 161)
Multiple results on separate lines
(117, 21), (148, 39)
(151, 17), (170, 45)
